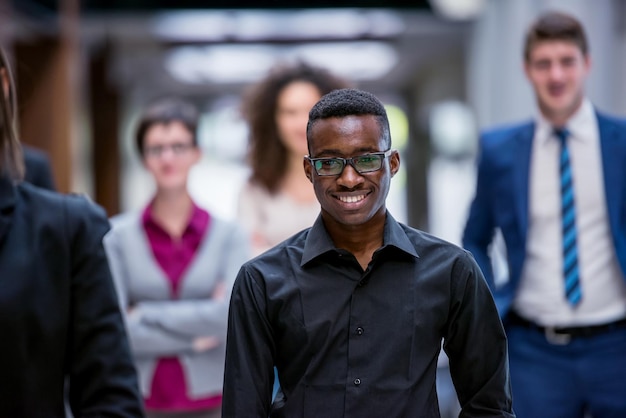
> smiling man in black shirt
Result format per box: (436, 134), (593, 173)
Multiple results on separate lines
(223, 89), (514, 418)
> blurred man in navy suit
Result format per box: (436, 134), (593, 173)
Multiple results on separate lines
(464, 11), (626, 418)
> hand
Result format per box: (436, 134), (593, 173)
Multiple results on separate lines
(212, 281), (226, 301)
(192, 336), (219, 352)
(126, 306), (142, 322)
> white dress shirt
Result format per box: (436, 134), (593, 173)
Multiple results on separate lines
(513, 99), (626, 326)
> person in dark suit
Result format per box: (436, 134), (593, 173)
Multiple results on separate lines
(0, 47), (144, 417)
(23, 144), (56, 190)
(463, 11), (626, 418)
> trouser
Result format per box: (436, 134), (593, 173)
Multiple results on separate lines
(506, 321), (626, 418)
(145, 407), (221, 418)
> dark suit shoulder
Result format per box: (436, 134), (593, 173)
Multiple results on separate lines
(480, 120), (534, 147)
(16, 183), (110, 239)
(596, 110), (626, 128)
(16, 181), (64, 210)
(22, 146), (55, 190)
(23, 146), (48, 164)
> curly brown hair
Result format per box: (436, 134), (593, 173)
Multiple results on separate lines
(241, 61), (351, 194)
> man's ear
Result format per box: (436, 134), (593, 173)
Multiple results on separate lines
(390, 150), (400, 177)
(303, 157), (313, 183)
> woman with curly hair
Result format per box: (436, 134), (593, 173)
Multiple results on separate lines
(238, 61), (351, 255)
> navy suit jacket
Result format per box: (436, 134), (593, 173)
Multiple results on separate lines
(23, 145), (56, 190)
(0, 177), (144, 417)
(462, 111), (626, 317)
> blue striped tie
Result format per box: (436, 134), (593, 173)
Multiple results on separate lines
(555, 127), (582, 306)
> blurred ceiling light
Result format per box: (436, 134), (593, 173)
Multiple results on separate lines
(165, 42), (398, 84)
(152, 9), (404, 42)
(429, 100), (477, 158)
(292, 42), (398, 80)
(367, 10), (408, 37)
(165, 45), (277, 84)
(152, 11), (234, 41)
(238, 10), (370, 40)
(429, 0), (486, 20)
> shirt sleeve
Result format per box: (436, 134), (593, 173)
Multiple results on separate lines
(64, 196), (144, 417)
(444, 251), (515, 418)
(222, 264), (276, 417)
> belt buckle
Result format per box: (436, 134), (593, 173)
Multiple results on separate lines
(544, 327), (571, 345)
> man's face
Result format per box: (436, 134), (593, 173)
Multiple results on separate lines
(525, 40), (590, 124)
(304, 115), (399, 228)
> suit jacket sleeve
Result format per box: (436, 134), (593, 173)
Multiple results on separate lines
(64, 195), (144, 417)
(462, 136), (496, 289)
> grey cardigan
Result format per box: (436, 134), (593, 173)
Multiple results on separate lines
(104, 211), (250, 398)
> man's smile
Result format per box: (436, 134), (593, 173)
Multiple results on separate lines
(335, 192), (368, 204)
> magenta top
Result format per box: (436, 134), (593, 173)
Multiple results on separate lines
(141, 202), (221, 412)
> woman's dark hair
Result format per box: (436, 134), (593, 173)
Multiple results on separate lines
(241, 61), (351, 193)
(134, 97), (199, 156)
(0, 47), (24, 180)
(523, 11), (588, 62)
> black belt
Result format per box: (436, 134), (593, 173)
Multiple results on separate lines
(506, 311), (626, 345)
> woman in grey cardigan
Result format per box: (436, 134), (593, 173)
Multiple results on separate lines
(105, 98), (250, 418)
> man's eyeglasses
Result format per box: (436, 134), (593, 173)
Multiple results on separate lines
(307, 150), (393, 176)
(144, 143), (195, 158)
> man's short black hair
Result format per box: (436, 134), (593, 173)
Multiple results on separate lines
(307, 88), (391, 151)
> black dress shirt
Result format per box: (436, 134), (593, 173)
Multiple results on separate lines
(223, 213), (514, 418)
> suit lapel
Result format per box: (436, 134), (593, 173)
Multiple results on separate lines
(512, 122), (535, 244)
(597, 113), (625, 234)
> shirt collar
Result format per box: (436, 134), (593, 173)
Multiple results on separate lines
(142, 199), (209, 237)
(536, 98), (595, 144)
(301, 212), (419, 267)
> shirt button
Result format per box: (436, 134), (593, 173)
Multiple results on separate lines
(354, 378), (361, 386)
(356, 327), (364, 335)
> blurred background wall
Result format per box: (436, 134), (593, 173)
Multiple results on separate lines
(1, 0), (625, 242)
